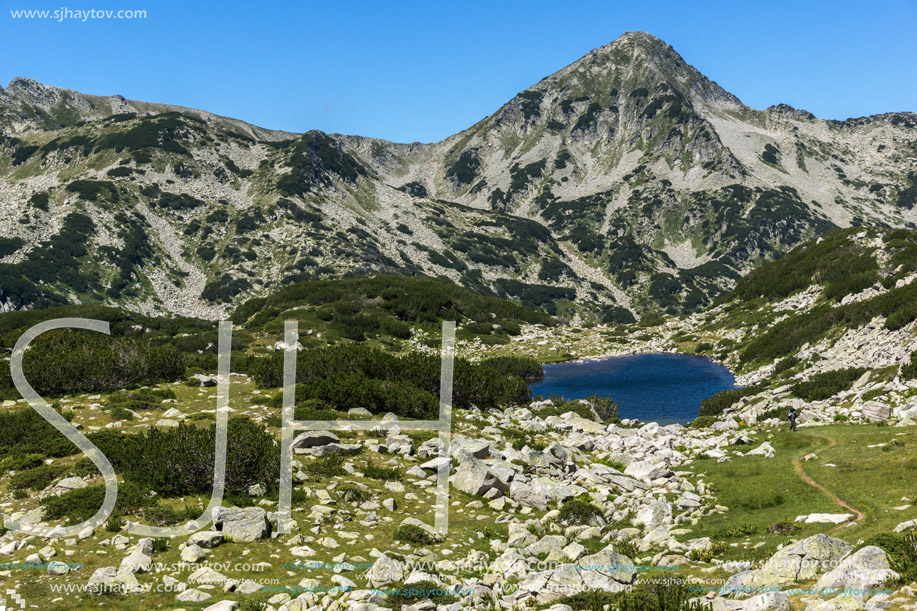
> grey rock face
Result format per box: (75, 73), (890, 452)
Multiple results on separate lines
(291, 431), (340, 449)
(188, 530), (224, 548)
(214, 507), (271, 542)
(814, 546), (899, 598)
(746, 534), (853, 589)
(450, 457), (508, 496)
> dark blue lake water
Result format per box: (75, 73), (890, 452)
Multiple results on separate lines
(527, 353), (737, 425)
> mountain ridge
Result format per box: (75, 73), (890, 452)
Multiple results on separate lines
(1, 32), (915, 321)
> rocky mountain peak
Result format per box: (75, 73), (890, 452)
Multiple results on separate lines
(0, 34), (914, 322)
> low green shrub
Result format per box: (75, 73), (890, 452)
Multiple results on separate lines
(714, 523), (758, 539)
(0, 453), (46, 471)
(690, 541), (727, 562)
(699, 384), (764, 417)
(558, 498), (604, 526)
(336, 484), (371, 503)
(304, 454), (346, 478)
(42, 481), (153, 523)
(394, 524), (438, 545)
(549, 583), (711, 611)
(86, 416), (279, 497)
(790, 367), (868, 401)
(106, 388), (176, 411)
(363, 464), (402, 481)
(480, 356), (543, 380)
(688, 415), (717, 429)
(9, 464), (67, 490)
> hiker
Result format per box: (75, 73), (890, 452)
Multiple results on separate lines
(788, 407), (798, 432)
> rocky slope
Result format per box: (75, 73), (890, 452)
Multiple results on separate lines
(1, 32), (915, 321)
(2, 383), (916, 611)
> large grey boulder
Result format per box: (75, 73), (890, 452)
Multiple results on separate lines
(517, 547), (637, 605)
(813, 546), (899, 598)
(741, 592), (791, 611)
(188, 566), (230, 585)
(450, 457), (508, 496)
(365, 554), (405, 587)
(450, 436), (491, 462)
(177, 588), (211, 602)
(509, 476), (579, 510)
(860, 402), (890, 422)
(119, 550), (152, 574)
(87, 566), (143, 594)
(40, 476), (88, 499)
(746, 534), (853, 589)
(624, 460), (673, 481)
(291, 431), (340, 450)
(188, 530), (223, 548)
(181, 543), (208, 563)
(307, 442), (362, 456)
(719, 569), (756, 597)
(633, 500), (673, 531)
(489, 549), (530, 578)
(214, 507), (271, 542)
(804, 596), (866, 611)
(525, 535), (567, 559)
(417, 437), (445, 458)
(747, 442), (775, 457)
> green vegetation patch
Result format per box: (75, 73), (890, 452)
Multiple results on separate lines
(790, 367), (868, 401)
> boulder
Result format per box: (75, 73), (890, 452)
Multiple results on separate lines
(291, 431), (340, 449)
(489, 549), (530, 578)
(214, 507), (271, 542)
(40, 476), (87, 499)
(365, 553), (405, 587)
(417, 437), (445, 458)
(741, 592), (791, 611)
(746, 442), (775, 457)
(119, 551), (152, 574)
(450, 457), (508, 496)
(525, 535), (567, 559)
(188, 566), (230, 585)
(746, 534), (852, 589)
(633, 500), (673, 531)
(509, 477), (564, 511)
(624, 460), (673, 481)
(419, 457), (451, 471)
(804, 596), (866, 611)
(520, 546), (638, 604)
(177, 588), (211, 602)
(795, 513), (852, 524)
(450, 436), (491, 462)
(47, 561), (70, 575)
(188, 530), (223, 548)
(814, 546), (899, 598)
(87, 566), (143, 594)
(307, 442), (362, 456)
(860, 402), (890, 422)
(181, 543), (208, 563)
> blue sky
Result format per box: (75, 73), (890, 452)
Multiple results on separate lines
(2, 0), (915, 142)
